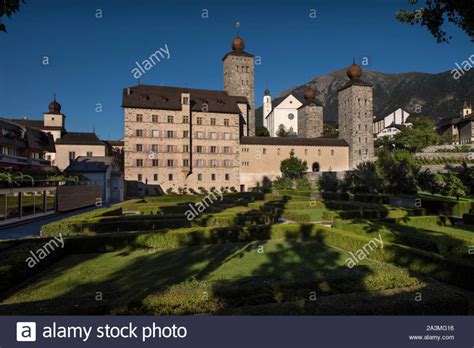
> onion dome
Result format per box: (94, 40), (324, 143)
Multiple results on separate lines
(304, 89), (316, 103)
(264, 89), (270, 96)
(347, 62), (362, 80)
(232, 36), (245, 52)
(48, 97), (61, 113)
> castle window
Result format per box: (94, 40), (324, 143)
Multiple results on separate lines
(358, 125), (361, 130)
(87, 152), (93, 157)
(183, 97), (189, 105)
(183, 131), (189, 138)
(210, 146), (217, 153)
(318, 149), (321, 156)
(359, 137), (361, 143)
(152, 115), (159, 123)
(198, 174), (202, 181)
(136, 114), (143, 122)
(288, 113), (295, 120)
(225, 174), (230, 181)
(224, 119), (230, 126)
(152, 130), (159, 138)
(331, 150), (334, 156)
(183, 115), (189, 123)
(136, 129), (143, 137)
(210, 160), (217, 167)
(197, 117), (203, 125)
(211, 174), (216, 181)
(246, 66), (249, 73)
(136, 144), (142, 152)
(152, 144), (159, 152)
(167, 131), (174, 138)
(136, 159), (143, 167)
(224, 160), (231, 167)
(210, 132), (217, 139)
(277, 148), (281, 155)
(169, 174), (173, 181)
(196, 131), (204, 139)
(196, 146), (203, 153)
(153, 174), (158, 181)
(196, 159), (204, 167)
(305, 149), (308, 155)
(167, 145), (173, 153)
(359, 150), (362, 155)
(167, 115), (174, 123)
(224, 146), (231, 154)
(183, 145), (189, 153)
(365, 137), (368, 143)
(236, 66), (239, 72)
(138, 174), (142, 181)
(224, 132), (231, 139)
(167, 159), (174, 167)
(211, 118), (216, 125)
(152, 159), (159, 167)
(183, 159), (189, 167)
(263, 148), (266, 155)
(365, 125), (368, 131)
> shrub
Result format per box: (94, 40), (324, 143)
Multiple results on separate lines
(463, 213), (474, 224)
(318, 172), (339, 192)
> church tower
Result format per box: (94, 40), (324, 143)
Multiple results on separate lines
(223, 35), (255, 136)
(263, 89), (272, 129)
(462, 101), (472, 118)
(337, 61), (374, 169)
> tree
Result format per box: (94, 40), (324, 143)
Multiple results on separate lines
(318, 172), (339, 192)
(343, 161), (384, 194)
(417, 168), (443, 195)
(1, 0), (26, 32)
(255, 126), (270, 137)
(323, 123), (338, 136)
(377, 149), (420, 195)
(392, 117), (443, 153)
(442, 173), (467, 200)
(276, 124), (289, 137)
(280, 150), (308, 179)
(396, 0), (474, 43)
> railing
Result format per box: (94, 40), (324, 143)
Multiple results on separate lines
(0, 154), (51, 166)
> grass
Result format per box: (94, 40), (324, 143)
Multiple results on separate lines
(296, 208), (327, 221)
(1, 239), (428, 315)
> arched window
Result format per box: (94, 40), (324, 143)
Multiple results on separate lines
(312, 162), (320, 172)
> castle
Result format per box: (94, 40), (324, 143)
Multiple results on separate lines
(122, 35), (375, 194)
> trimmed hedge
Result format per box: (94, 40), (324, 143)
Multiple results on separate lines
(276, 190), (312, 197)
(281, 210), (311, 223)
(462, 213), (474, 225)
(323, 209), (388, 220)
(354, 194), (390, 204)
(418, 196), (473, 217)
(321, 192), (350, 201)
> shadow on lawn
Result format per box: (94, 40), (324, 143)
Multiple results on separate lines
(0, 195), (470, 315)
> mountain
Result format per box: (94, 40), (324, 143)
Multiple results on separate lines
(256, 68), (474, 126)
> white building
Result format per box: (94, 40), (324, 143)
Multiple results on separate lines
(263, 90), (303, 137)
(373, 108), (412, 138)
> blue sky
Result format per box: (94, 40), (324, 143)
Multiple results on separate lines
(0, 0), (471, 140)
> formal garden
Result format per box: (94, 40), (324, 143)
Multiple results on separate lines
(1, 146), (474, 315)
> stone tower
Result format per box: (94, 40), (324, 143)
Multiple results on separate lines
(223, 35), (255, 136)
(337, 62), (374, 169)
(297, 89), (323, 138)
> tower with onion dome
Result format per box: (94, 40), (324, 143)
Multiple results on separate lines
(43, 94), (66, 141)
(297, 88), (324, 138)
(337, 60), (374, 168)
(223, 34), (255, 136)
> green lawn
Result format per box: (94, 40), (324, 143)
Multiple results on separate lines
(296, 208), (327, 221)
(1, 239), (428, 315)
